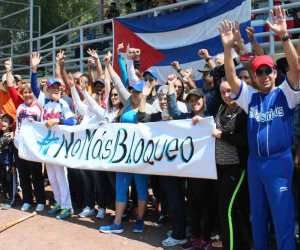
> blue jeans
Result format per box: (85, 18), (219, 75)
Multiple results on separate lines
(116, 173), (148, 203)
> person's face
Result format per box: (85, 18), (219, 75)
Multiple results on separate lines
(144, 75), (157, 87)
(94, 84), (105, 96)
(60, 84), (67, 96)
(110, 88), (120, 107)
(203, 72), (214, 88)
(22, 88), (34, 106)
(189, 95), (204, 114)
(1, 119), (10, 132)
(238, 70), (252, 85)
(159, 94), (167, 110)
(131, 90), (142, 107)
(174, 79), (183, 98)
(254, 66), (276, 93)
(47, 83), (61, 101)
(220, 81), (235, 105)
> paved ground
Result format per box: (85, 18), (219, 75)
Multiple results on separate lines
(0, 206), (173, 250)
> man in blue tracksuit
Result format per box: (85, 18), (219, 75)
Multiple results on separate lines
(219, 6), (300, 250)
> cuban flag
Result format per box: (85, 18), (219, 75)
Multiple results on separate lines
(113, 0), (251, 84)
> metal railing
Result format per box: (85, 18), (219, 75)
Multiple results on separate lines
(0, 0), (299, 77)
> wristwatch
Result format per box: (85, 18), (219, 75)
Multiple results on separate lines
(281, 33), (290, 42)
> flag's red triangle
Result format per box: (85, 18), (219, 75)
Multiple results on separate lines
(113, 19), (165, 73)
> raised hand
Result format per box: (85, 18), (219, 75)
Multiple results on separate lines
(197, 49), (210, 59)
(181, 69), (192, 79)
(142, 81), (153, 97)
(167, 74), (177, 85)
(103, 51), (112, 66)
(117, 42), (124, 53)
(56, 50), (65, 64)
(266, 6), (288, 38)
(31, 52), (42, 72)
(246, 26), (255, 43)
(87, 48), (99, 60)
(218, 20), (235, 49)
(233, 22), (244, 45)
(4, 58), (12, 72)
(126, 44), (135, 60)
(171, 61), (181, 71)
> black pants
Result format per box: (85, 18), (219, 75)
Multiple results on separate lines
(187, 178), (218, 241)
(81, 170), (115, 208)
(68, 168), (84, 209)
(217, 165), (251, 250)
(161, 176), (186, 240)
(0, 165), (14, 201)
(151, 175), (168, 215)
(15, 151), (45, 204)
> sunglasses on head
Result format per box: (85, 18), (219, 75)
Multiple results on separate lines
(256, 67), (273, 77)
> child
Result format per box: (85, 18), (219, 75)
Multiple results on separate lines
(0, 114), (16, 208)
(30, 52), (77, 220)
(6, 70), (46, 212)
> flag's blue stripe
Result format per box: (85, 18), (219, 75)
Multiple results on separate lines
(156, 21), (250, 66)
(117, 0), (246, 33)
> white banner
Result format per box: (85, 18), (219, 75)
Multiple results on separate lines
(18, 118), (217, 179)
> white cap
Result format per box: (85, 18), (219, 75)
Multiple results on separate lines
(2, 73), (7, 83)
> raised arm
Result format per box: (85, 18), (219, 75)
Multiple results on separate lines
(103, 52), (112, 104)
(267, 6), (300, 86)
(246, 27), (264, 56)
(105, 58), (130, 104)
(87, 48), (103, 80)
(218, 20), (241, 94)
(7, 73), (23, 108)
(30, 52), (42, 98)
(67, 74), (88, 116)
(125, 45), (141, 84)
(3, 59), (23, 108)
(198, 49), (216, 70)
(171, 61), (196, 89)
(117, 43), (129, 86)
(167, 74), (183, 119)
(83, 90), (106, 120)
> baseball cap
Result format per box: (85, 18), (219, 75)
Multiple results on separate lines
(186, 88), (205, 101)
(14, 74), (22, 82)
(47, 78), (61, 87)
(251, 55), (275, 73)
(128, 79), (145, 93)
(2, 74), (7, 83)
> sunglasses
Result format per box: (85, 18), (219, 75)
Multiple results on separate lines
(111, 93), (118, 97)
(256, 67), (273, 77)
(144, 77), (154, 82)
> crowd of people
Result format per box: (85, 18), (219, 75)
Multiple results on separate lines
(1, 5), (300, 250)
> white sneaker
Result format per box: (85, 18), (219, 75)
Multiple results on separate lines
(96, 208), (106, 219)
(35, 203), (45, 212)
(162, 236), (187, 247)
(21, 203), (31, 211)
(79, 206), (96, 218)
